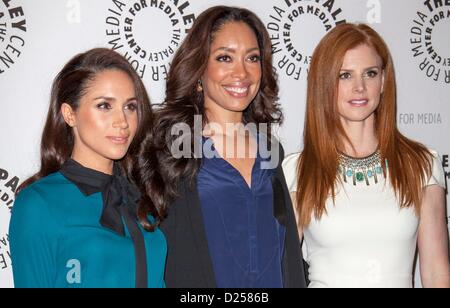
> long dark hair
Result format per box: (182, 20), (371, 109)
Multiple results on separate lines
(136, 6), (283, 225)
(17, 48), (161, 230)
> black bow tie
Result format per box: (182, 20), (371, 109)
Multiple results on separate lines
(99, 172), (140, 236)
(60, 159), (148, 288)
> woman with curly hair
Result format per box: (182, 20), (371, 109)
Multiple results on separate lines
(136, 6), (306, 288)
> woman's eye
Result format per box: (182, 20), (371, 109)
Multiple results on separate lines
(339, 72), (351, 79)
(125, 103), (138, 111)
(216, 55), (231, 62)
(366, 70), (379, 78)
(248, 54), (261, 62)
(96, 102), (111, 109)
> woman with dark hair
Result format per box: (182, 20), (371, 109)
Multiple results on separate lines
(9, 48), (166, 288)
(283, 23), (449, 287)
(137, 6), (306, 288)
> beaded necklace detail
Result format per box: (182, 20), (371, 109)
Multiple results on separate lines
(338, 150), (383, 186)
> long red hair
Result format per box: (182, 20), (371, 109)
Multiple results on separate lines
(296, 23), (432, 226)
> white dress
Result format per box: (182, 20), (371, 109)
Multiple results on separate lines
(282, 150), (446, 288)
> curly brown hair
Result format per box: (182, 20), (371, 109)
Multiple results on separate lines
(135, 6), (283, 231)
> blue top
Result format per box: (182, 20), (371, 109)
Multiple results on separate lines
(9, 171), (167, 288)
(197, 137), (285, 288)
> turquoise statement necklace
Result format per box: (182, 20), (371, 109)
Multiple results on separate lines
(338, 150), (384, 186)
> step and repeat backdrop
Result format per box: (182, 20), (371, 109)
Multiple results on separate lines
(0, 0), (448, 287)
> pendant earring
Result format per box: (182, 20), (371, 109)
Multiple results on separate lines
(197, 79), (203, 92)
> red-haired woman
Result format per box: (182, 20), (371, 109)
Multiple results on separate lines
(283, 23), (449, 288)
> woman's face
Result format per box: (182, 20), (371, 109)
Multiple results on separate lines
(201, 21), (262, 119)
(337, 44), (385, 126)
(63, 69), (139, 169)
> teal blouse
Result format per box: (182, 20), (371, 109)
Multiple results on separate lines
(9, 171), (167, 288)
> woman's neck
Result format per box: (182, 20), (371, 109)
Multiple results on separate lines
(340, 117), (378, 158)
(203, 108), (258, 160)
(204, 108), (245, 138)
(70, 152), (114, 175)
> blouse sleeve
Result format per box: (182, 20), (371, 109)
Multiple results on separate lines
(426, 150), (446, 189)
(282, 152), (301, 193)
(9, 186), (58, 288)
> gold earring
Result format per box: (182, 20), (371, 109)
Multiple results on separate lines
(197, 79), (203, 92)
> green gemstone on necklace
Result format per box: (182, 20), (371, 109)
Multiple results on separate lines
(338, 150), (381, 186)
(356, 172), (364, 182)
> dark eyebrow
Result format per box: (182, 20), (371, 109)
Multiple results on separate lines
(212, 47), (260, 53)
(247, 47), (260, 53)
(93, 96), (137, 102)
(93, 96), (115, 101)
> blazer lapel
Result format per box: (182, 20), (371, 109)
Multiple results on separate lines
(182, 179), (217, 287)
(275, 164), (307, 288)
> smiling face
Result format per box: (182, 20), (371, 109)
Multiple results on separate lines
(201, 21), (262, 121)
(337, 44), (385, 126)
(62, 69), (139, 172)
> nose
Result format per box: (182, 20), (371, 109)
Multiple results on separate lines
(112, 109), (129, 129)
(353, 77), (366, 93)
(231, 59), (248, 79)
